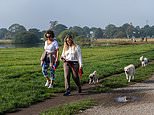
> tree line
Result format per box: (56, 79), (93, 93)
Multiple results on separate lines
(0, 22), (154, 44)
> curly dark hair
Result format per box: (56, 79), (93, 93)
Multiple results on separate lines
(45, 30), (55, 38)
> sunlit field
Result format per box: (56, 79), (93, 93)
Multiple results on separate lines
(94, 38), (154, 45)
(0, 43), (154, 114)
(0, 40), (12, 44)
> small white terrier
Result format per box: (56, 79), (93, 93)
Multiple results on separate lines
(89, 71), (98, 84)
(140, 56), (148, 67)
(124, 64), (135, 82)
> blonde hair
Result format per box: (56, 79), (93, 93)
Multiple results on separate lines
(63, 35), (76, 52)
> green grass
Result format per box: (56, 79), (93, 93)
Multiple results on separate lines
(0, 44), (154, 114)
(96, 62), (154, 93)
(41, 99), (95, 115)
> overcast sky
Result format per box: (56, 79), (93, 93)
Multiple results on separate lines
(0, 0), (153, 30)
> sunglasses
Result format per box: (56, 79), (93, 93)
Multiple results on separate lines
(46, 34), (51, 38)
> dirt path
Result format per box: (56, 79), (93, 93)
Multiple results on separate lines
(78, 75), (154, 115)
(6, 83), (105, 115)
(6, 74), (154, 115)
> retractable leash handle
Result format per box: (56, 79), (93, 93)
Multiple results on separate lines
(61, 57), (66, 62)
(52, 64), (56, 70)
(52, 60), (60, 71)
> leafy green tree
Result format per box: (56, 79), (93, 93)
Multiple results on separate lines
(75, 35), (90, 44)
(8, 24), (26, 33)
(140, 25), (150, 38)
(94, 28), (103, 38)
(13, 31), (40, 44)
(53, 24), (67, 36)
(113, 27), (126, 38)
(8, 24), (26, 39)
(90, 27), (97, 38)
(0, 28), (8, 39)
(69, 26), (85, 37)
(57, 30), (77, 42)
(104, 24), (117, 38)
(121, 23), (135, 38)
(132, 26), (141, 38)
(144, 25), (151, 38)
(83, 26), (90, 38)
(28, 28), (41, 38)
(150, 26), (154, 38)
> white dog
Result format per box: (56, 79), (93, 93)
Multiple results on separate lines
(124, 64), (135, 82)
(140, 56), (148, 67)
(89, 71), (98, 84)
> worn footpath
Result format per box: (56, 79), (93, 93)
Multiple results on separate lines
(6, 74), (154, 115)
(78, 75), (154, 115)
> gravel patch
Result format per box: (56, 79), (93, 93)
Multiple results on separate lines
(78, 75), (154, 115)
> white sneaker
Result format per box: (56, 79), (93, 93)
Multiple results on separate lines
(48, 83), (53, 88)
(45, 81), (49, 87)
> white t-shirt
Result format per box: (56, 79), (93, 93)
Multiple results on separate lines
(61, 45), (82, 67)
(44, 39), (59, 54)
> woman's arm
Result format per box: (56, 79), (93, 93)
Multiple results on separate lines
(77, 45), (82, 68)
(55, 48), (59, 62)
(60, 48), (66, 62)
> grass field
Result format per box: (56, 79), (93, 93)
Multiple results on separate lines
(0, 43), (154, 114)
(94, 38), (154, 46)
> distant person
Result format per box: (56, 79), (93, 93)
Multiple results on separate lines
(141, 37), (144, 42)
(40, 30), (59, 88)
(61, 34), (83, 96)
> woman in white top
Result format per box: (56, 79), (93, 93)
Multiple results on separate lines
(40, 30), (59, 88)
(61, 34), (83, 96)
